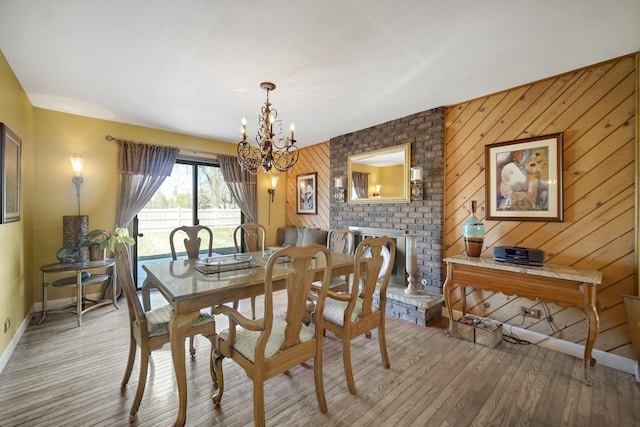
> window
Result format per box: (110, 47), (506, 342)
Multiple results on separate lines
(133, 159), (241, 286)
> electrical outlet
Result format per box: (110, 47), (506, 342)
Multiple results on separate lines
(3, 317), (10, 333)
(521, 307), (541, 319)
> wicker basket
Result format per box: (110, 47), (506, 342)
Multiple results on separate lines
(474, 319), (502, 348)
(455, 315), (502, 348)
(455, 315), (480, 343)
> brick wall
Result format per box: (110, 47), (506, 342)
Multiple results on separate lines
(330, 107), (445, 292)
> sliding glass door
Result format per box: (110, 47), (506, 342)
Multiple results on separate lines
(133, 160), (241, 287)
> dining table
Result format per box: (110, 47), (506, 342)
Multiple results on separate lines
(142, 249), (358, 427)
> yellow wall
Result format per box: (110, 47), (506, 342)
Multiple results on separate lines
(0, 50), (34, 356)
(0, 50), (286, 358)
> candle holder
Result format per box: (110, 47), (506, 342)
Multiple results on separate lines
(410, 166), (423, 201)
(334, 177), (345, 202)
(411, 179), (423, 201)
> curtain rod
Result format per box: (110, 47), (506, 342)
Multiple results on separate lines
(105, 134), (223, 158)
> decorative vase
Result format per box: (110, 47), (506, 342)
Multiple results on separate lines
(463, 200), (484, 257)
(89, 244), (106, 261)
(63, 215), (89, 262)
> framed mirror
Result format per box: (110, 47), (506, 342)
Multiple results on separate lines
(348, 143), (411, 204)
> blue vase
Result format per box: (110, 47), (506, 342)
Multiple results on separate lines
(463, 200), (484, 257)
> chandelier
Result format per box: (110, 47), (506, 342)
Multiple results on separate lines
(237, 82), (299, 174)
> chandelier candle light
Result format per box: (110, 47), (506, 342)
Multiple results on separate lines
(237, 82), (299, 174)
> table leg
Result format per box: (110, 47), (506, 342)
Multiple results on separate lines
(443, 262), (454, 336)
(111, 267), (119, 310)
(39, 271), (48, 324)
(582, 283), (600, 386)
(76, 270), (82, 327)
(169, 310), (200, 427)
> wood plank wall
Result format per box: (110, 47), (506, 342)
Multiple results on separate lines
(285, 142), (331, 231)
(444, 53), (638, 356)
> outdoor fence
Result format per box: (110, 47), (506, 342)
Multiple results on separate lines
(137, 207), (241, 231)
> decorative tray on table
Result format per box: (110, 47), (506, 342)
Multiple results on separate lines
(195, 254), (258, 276)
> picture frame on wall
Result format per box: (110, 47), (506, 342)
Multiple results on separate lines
(1, 123), (21, 223)
(485, 133), (563, 222)
(297, 172), (317, 214)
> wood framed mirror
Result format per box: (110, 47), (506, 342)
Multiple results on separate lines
(347, 143), (411, 204)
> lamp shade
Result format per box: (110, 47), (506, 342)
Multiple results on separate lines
(69, 156), (84, 177)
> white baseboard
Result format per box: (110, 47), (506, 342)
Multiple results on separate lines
(503, 323), (637, 376)
(1, 293), (103, 375)
(448, 309), (638, 379)
(0, 305), (34, 375)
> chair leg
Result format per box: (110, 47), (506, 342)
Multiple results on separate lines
(189, 336), (196, 358)
(253, 378), (266, 427)
(377, 323), (390, 369)
(314, 345), (328, 413)
(212, 351), (225, 406)
(209, 345), (216, 386)
(130, 349), (150, 417)
(251, 296), (256, 320)
(342, 337), (357, 395)
(121, 336), (137, 388)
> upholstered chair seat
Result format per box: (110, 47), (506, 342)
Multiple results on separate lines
(218, 319), (315, 362)
(145, 304), (215, 338)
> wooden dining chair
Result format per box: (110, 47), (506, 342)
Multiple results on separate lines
(113, 242), (216, 418)
(321, 236), (395, 395)
(211, 244), (333, 427)
(232, 223), (266, 319)
(142, 225), (214, 311)
(141, 225), (214, 356)
(170, 225), (214, 260)
(325, 229), (355, 292)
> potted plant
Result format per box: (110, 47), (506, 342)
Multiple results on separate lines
(81, 227), (136, 260)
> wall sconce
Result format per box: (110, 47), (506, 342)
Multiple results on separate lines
(334, 177), (345, 202)
(411, 166), (423, 201)
(267, 175), (278, 225)
(69, 156), (84, 213)
(268, 175), (278, 202)
(373, 184), (382, 198)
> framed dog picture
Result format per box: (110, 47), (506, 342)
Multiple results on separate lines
(485, 133), (563, 221)
(297, 172), (317, 214)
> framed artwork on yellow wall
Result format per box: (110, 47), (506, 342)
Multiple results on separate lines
(485, 133), (563, 222)
(1, 123), (21, 223)
(297, 172), (317, 214)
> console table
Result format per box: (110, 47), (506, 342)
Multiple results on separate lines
(442, 255), (602, 385)
(39, 259), (117, 326)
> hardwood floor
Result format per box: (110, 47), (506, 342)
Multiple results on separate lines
(1, 292), (639, 426)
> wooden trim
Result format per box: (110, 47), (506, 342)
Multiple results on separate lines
(635, 51), (640, 296)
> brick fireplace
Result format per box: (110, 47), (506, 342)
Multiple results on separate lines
(330, 107), (445, 294)
(329, 107), (445, 325)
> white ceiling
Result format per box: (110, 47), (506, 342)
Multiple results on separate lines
(0, 1), (638, 147)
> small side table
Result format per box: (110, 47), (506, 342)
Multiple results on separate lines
(39, 259), (118, 326)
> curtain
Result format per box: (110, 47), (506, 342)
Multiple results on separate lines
(107, 140), (179, 299)
(352, 172), (369, 199)
(219, 154), (257, 223)
(116, 140), (179, 229)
